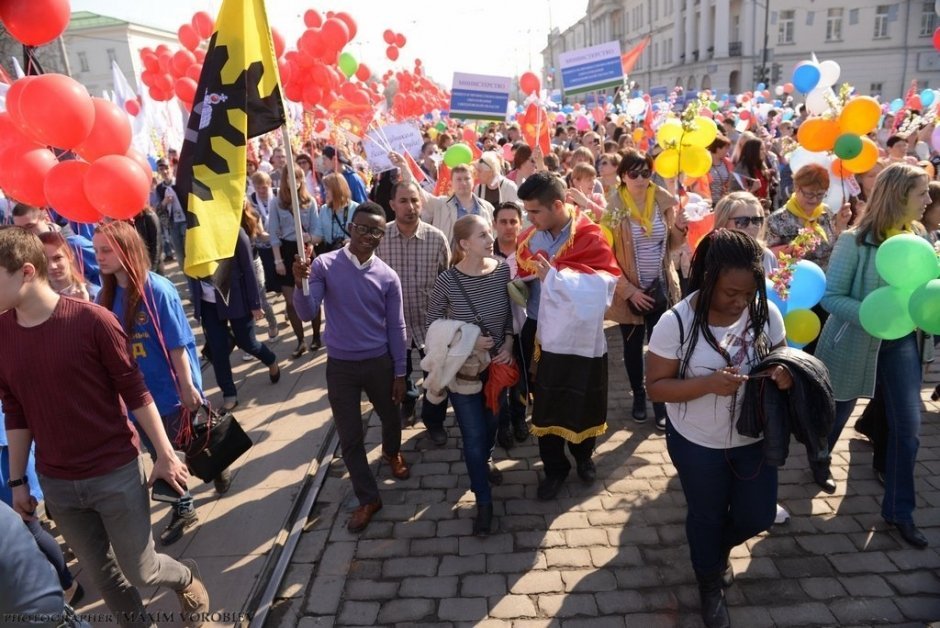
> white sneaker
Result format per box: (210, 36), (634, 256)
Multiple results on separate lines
(774, 503), (790, 524)
(241, 352), (253, 362)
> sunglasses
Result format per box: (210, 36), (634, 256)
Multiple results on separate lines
(731, 216), (764, 228)
(350, 223), (385, 239)
(798, 187), (826, 201)
(624, 169), (652, 180)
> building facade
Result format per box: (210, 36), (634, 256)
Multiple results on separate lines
(62, 11), (177, 98)
(543, 0), (940, 101)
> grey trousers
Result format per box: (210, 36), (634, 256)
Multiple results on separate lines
(326, 354), (402, 506)
(39, 457), (191, 628)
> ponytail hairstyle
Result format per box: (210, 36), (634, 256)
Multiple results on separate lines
(95, 221), (152, 333)
(450, 214), (486, 266)
(680, 228), (771, 378)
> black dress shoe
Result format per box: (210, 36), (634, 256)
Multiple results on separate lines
(813, 468), (837, 494)
(632, 391), (648, 423)
(269, 363), (281, 383)
(512, 420), (529, 442)
(576, 458), (596, 483)
(473, 503), (494, 536)
(537, 475), (565, 500)
(890, 521), (928, 549)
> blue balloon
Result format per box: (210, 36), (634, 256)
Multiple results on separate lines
(755, 95), (765, 103)
(782, 110), (794, 121)
(606, 95), (614, 104)
(788, 260), (826, 310)
(920, 89), (935, 107)
(792, 63), (821, 93)
(890, 98), (904, 113)
(787, 339), (807, 350)
(766, 279), (788, 316)
(756, 82), (767, 91)
(773, 99), (782, 107)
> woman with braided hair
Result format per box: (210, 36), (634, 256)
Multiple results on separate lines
(646, 229), (793, 628)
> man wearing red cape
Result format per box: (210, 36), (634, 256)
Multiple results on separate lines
(515, 172), (620, 500)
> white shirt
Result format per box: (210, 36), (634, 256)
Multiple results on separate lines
(342, 244), (374, 270)
(648, 292), (785, 449)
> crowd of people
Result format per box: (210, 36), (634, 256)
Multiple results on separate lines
(0, 99), (938, 628)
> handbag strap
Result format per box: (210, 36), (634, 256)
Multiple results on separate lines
(451, 268), (490, 336)
(331, 205), (350, 239)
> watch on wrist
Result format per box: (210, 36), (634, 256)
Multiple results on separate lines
(6, 477), (28, 488)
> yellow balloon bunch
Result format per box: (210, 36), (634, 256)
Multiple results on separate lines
(654, 116), (718, 179)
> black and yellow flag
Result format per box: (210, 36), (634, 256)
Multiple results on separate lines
(176, 0), (285, 282)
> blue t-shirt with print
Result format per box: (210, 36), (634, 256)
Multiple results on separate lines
(105, 272), (202, 417)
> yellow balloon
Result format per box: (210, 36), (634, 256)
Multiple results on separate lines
(654, 148), (680, 178)
(842, 136), (878, 173)
(427, 127), (439, 140)
(683, 116), (719, 147)
(839, 96), (881, 136)
(656, 119), (683, 147)
(784, 308), (821, 344)
(632, 128), (645, 144)
(679, 145), (711, 178)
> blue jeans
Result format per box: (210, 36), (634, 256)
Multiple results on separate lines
(449, 389), (499, 505)
(133, 410), (195, 516)
(404, 343), (447, 427)
(828, 333), (922, 523)
(167, 221), (187, 266)
(200, 299), (276, 399)
(666, 421), (777, 575)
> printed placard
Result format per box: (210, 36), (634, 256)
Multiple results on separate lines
(449, 72), (512, 121)
(559, 41), (624, 96)
(362, 122), (424, 173)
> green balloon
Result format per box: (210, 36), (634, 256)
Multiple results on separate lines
(338, 52), (358, 78)
(875, 233), (939, 288)
(833, 133), (862, 160)
(443, 143), (473, 168)
(859, 286), (916, 340)
(909, 279), (940, 334)
(435, 121), (447, 132)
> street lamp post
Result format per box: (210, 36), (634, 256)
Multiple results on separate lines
(759, 0), (771, 84)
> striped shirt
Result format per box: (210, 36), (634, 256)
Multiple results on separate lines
(630, 208), (667, 288)
(426, 262), (513, 352)
(376, 221), (450, 347)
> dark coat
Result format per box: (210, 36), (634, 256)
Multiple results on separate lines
(737, 347), (835, 467)
(189, 228), (261, 321)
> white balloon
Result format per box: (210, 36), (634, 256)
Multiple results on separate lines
(823, 178), (845, 213)
(915, 140), (930, 161)
(626, 97), (646, 117)
(775, 85), (785, 96)
(818, 60), (841, 87)
(805, 87), (834, 115)
(788, 147), (831, 175)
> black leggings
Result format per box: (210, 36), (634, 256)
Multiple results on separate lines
(619, 311), (666, 418)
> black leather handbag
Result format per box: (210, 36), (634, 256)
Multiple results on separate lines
(184, 405), (252, 482)
(627, 277), (668, 317)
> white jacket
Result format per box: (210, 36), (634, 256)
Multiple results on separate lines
(474, 176), (519, 205)
(421, 319), (491, 403)
(419, 190), (494, 241)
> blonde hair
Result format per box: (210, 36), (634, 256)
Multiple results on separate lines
(857, 163), (928, 245)
(714, 192), (768, 243)
(450, 214), (488, 266)
(571, 162), (597, 181)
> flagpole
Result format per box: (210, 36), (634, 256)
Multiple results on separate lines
(280, 125), (310, 295)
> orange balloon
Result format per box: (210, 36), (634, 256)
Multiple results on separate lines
(842, 136), (879, 174)
(831, 158), (850, 179)
(797, 118), (840, 152)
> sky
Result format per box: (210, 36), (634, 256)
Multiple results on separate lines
(71, 0), (588, 86)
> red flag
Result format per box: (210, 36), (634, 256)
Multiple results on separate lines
(402, 150), (426, 183)
(520, 103), (551, 155)
(434, 163), (452, 196)
(621, 37), (651, 75)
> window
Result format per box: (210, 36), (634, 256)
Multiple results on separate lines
(778, 10), (795, 44)
(731, 15), (740, 42)
(826, 8), (843, 41)
(106, 48), (117, 65)
(921, 1), (936, 36)
(870, 82), (883, 95)
(77, 51), (89, 72)
(874, 5), (889, 38)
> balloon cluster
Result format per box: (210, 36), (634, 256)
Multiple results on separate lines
(0, 74), (149, 222)
(382, 29), (406, 61)
(138, 11), (219, 107)
(860, 234), (940, 339)
(791, 57), (841, 115)
(0, 0), (70, 47)
(652, 112), (718, 179)
(767, 260), (827, 347)
(384, 61), (450, 120)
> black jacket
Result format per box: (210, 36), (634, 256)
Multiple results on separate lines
(737, 347), (835, 467)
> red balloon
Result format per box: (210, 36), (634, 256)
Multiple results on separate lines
(157, 53), (173, 74)
(519, 71), (540, 95)
(386, 46), (399, 62)
(934, 27), (940, 52)
(383, 29), (395, 44)
(18, 74), (95, 150)
(74, 98), (133, 161)
(302, 84), (323, 108)
(909, 95), (923, 111)
(415, 58), (423, 66)
(193, 49), (206, 63)
(0, 0), (70, 47)
(0, 146), (57, 206)
(299, 28), (326, 59)
(148, 85), (169, 101)
(155, 73), (174, 93)
(304, 9), (323, 28)
(172, 49), (197, 77)
(155, 45), (171, 56)
(175, 78), (198, 104)
(340, 82), (357, 100)
(140, 70), (156, 87)
(125, 148), (153, 181)
(355, 63), (371, 82)
(5, 76), (37, 133)
(185, 63), (202, 81)
(124, 98), (141, 117)
(178, 24), (200, 51)
(271, 28), (285, 58)
(191, 11), (214, 40)
(394, 33), (406, 48)
(283, 81), (303, 103)
(334, 12), (357, 40)
(462, 127), (476, 143)
(44, 160), (100, 223)
(320, 18), (349, 50)
(0, 111), (40, 155)
(739, 110), (751, 121)
(84, 155), (151, 220)
(142, 52), (160, 74)
(349, 89), (369, 106)
(277, 59), (292, 85)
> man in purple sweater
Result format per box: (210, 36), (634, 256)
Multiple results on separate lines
(292, 202), (409, 533)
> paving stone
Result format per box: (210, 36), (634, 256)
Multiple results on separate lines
(828, 598), (905, 624)
(336, 601), (379, 626)
(458, 533), (514, 555)
(296, 616), (334, 628)
(884, 571), (940, 595)
(739, 579), (806, 605)
(829, 551), (899, 574)
(292, 529), (330, 563)
(840, 574), (895, 597)
(460, 574), (506, 597)
(303, 576), (345, 615)
(317, 541), (356, 576)
(392, 520), (438, 538)
(514, 530), (567, 549)
(560, 569), (618, 592)
(375, 598), (435, 624)
(894, 596), (940, 622)
(767, 602), (837, 627)
(727, 606), (773, 626)
(561, 616), (626, 628)
(439, 554), (486, 576)
(594, 590), (646, 614)
(343, 579), (399, 601)
(886, 548), (940, 570)
(487, 552), (548, 573)
(346, 558), (381, 579)
(487, 594), (539, 619)
(797, 576), (847, 600)
(793, 533), (858, 555)
(355, 538), (410, 559)
(547, 512), (591, 529)
(536, 593), (599, 617)
(543, 548), (594, 568)
(508, 570), (564, 594)
(382, 556), (438, 578)
(587, 546), (644, 568)
(399, 576), (459, 598)
(619, 613), (676, 628)
(613, 566), (662, 589)
(438, 598), (488, 621)
(563, 528), (609, 547)
(437, 517), (474, 537)
(775, 555), (836, 578)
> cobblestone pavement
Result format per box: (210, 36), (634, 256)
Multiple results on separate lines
(268, 328), (940, 627)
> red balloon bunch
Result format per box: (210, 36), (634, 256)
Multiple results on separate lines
(139, 11), (215, 107)
(0, 0), (70, 47)
(0, 74), (148, 222)
(386, 62), (450, 119)
(383, 29), (407, 61)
